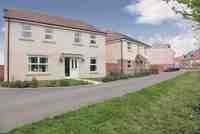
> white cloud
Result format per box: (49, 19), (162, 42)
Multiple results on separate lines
(140, 31), (197, 57)
(125, 0), (198, 57)
(125, 0), (181, 25)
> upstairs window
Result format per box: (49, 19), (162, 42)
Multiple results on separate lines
(90, 58), (97, 72)
(90, 34), (96, 44)
(128, 60), (132, 68)
(74, 32), (81, 43)
(28, 56), (48, 73)
(22, 24), (32, 38)
(45, 28), (54, 40)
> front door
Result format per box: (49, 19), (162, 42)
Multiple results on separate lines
(70, 58), (79, 79)
(65, 57), (70, 77)
(65, 57), (79, 79)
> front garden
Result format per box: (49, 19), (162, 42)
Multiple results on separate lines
(0, 78), (89, 88)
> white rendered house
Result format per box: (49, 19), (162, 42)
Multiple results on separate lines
(3, 9), (106, 81)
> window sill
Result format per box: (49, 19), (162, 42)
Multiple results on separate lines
(72, 43), (84, 47)
(89, 45), (98, 48)
(42, 40), (56, 44)
(19, 38), (34, 42)
(89, 71), (98, 74)
(26, 73), (50, 76)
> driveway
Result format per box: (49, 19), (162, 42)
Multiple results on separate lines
(0, 71), (185, 132)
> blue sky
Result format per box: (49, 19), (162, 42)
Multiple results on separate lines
(0, 0), (198, 64)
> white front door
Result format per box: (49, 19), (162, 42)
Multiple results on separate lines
(65, 57), (79, 79)
(70, 58), (79, 79)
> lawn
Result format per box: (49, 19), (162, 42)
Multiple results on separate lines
(6, 72), (200, 134)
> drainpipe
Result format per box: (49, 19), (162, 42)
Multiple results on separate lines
(120, 40), (123, 74)
(7, 18), (10, 82)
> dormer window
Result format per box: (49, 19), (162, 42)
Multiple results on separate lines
(22, 24), (32, 38)
(90, 34), (96, 44)
(74, 32), (81, 43)
(45, 28), (54, 40)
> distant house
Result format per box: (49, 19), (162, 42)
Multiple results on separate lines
(106, 32), (151, 74)
(176, 49), (200, 69)
(4, 9), (106, 81)
(147, 44), (176, 71)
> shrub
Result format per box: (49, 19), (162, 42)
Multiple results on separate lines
(103, 71), (151, 82)
(1, 81), (9, 87)
(21, 81), (31, 88)
(9, 81), (17, 88)
(47, 80), (57, 87)
(31, 77), (38, 88)
(14, 80), (23, 88)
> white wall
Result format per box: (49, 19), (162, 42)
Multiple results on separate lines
(5, 20), (106, 81)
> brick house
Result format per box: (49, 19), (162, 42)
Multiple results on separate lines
(106, 32), (151, 75)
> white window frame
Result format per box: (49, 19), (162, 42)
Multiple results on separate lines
(44, 28), (54, 40)
(21, 24), (32, 39)
(90, 34), (96, 44)
(74, 32), (81, 43)
(71, 58), (78, 69)
(28, 56), (48, 73)
(90, 57), (97, 72)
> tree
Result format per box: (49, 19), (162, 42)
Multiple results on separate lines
(164, 0), (200, 48)
(164, 0), (200, 22)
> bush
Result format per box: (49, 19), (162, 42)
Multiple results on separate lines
(1, 81), (9, 87)
(103, 71), (151, 82)
(9, 81), (17, 88)
(31, 77), (38, 88)
(14, 80), (23, 88)
(21, 81), (31, 88)
(0, 79), (89, 88)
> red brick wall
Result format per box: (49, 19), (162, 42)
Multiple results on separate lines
(0, 65), (4, 81)
(106, 63), (121, 75)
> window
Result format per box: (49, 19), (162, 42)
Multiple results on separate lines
(90, 34), (96, 44)
(22, 24), (32, 38)
(45, 28), (54, 40)
(127, 42), (132, 51)
(128, 60), (132, 68)
(71, 58), (78, 69)
(28, 56), (48, 73)
(75, 58), (78, 68)
(90, 58), (97, 72)
(74, 32), (81, 43)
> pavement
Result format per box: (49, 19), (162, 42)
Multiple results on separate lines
(0, 71), (185, 133)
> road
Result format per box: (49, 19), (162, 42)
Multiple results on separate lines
(0, 71), (184, 132)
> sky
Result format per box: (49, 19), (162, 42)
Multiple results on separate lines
(0, 0), (198, 64)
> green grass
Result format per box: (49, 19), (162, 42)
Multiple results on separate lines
(6, 72), (200, 134)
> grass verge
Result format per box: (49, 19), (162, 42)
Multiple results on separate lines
(6, 72), (200, 134)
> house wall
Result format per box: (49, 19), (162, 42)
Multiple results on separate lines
(147, 48), (175, 70)
(4, 20), (106, 81)
(106, 39), (149, 74)
(0, 65), (4, 81)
